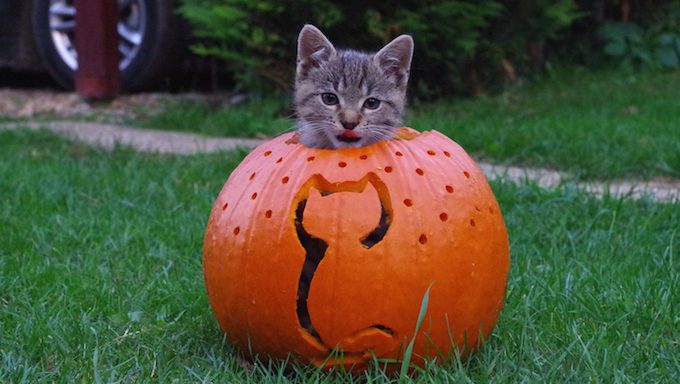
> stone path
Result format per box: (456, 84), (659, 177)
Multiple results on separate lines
(1, 121), (677, 202)
(0, 121), (262, 155)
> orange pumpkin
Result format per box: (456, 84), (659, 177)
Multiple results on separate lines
(203, 128), (509, 371)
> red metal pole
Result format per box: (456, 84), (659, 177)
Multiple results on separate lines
(74, 0), (120, 99)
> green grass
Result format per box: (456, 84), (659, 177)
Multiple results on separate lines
(135, 68), (680, 180)
(0, 116), (22, 123)
(1, 130), (677, 382)
(129, 97), (294, 138)
(410, 68), (680, 180)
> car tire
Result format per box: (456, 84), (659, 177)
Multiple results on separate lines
(32, 0), (185, 91)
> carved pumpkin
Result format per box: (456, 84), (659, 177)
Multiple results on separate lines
(203, 128), (509, 371)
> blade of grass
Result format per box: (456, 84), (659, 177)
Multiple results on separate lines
(400, 283), (433, 380)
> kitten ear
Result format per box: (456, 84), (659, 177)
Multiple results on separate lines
(374, 35), (414, 85)
(297, 25), (336, 78)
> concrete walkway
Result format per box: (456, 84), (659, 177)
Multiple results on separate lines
(1, 121), (677, 202)
(0, 121), (263, 154)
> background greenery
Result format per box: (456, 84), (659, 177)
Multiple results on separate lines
(178, 0), (680, 98)
(2, 1), (677, 381)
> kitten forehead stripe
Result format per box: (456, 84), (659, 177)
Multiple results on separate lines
(299, 93), (318, 107)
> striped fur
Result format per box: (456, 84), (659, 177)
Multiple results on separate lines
(295, 25), (413, 149)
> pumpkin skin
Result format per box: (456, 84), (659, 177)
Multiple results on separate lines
(203, 128), (509, 371)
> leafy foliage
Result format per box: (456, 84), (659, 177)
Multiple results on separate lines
(598, 2), (680, 69)
(178, 1), (678, 97)
(178, 0), (343, 92)
(178, 0), (584, 98)
(363, 1), (503, 98)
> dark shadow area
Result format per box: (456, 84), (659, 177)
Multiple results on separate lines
(0, 69), (61, 89)
(361, 202), (390, 249)
(294, 199), (328, 342)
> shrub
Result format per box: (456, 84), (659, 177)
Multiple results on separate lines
(178, 0), (343, 93)
(598, 1), (680, 69)
(363, 1), (503, 98)
(178, 1), (675, 98)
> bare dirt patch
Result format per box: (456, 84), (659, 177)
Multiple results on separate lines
(0, 88), (242, 123)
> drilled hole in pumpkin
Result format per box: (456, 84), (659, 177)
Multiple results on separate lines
(233, 227), (240, 235)
(251, 192), (258, 200)
(403, 198), (413, 207)
(419, 234), (428, 244)
(489, 206), (495, 214)
(444, 151), (451, 157)
(264, 150), (272, 157)
(276, 157), (283, 164)
(395, 151), (403, 157)
(265, 210), (272, 218)
(384, 166), (393, 173)
(359, 155), (368, 160)
(475, 206), (482, 212)
(249, 172), (256, 181)
(470, 219), (476, 227)
(427, 150), (436, 156)
(445, 185), (454, 193)
(464, 171), (470, 178)
(440, 213), (448, 221)
(416, 168), (424, 176)
(281, 176), (289, 184)
(338, 161), (347, 168)
(222, 202), (228, 210)
(307, 156), (315, 162)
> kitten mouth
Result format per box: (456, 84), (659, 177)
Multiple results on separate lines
(337, 135), (362, 143)
(337, 130), (362, 143)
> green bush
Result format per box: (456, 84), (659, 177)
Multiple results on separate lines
(363, 1), (503, 98)
(177, 0), (675, 98)
(178, 0), (344, 93)
(597, 1), (680, 69)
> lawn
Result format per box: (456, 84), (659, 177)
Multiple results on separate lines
(129, 96), (293, 139)
(1, 129), (677, 382)
(134, 68), (680, 181)
(411, 68), (680, 180)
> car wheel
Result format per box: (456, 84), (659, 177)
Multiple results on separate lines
(32, 0), (185, 91)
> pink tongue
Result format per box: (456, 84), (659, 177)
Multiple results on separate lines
(340, 130), (359, 138)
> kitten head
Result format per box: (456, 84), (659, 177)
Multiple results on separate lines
(294, 25), (414, 149)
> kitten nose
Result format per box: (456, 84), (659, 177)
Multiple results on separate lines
(341, 120), (359, 130)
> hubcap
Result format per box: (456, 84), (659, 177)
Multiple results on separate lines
(48, 0), (147, 71)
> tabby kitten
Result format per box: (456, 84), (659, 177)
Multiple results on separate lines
(294, 25), (414, 149)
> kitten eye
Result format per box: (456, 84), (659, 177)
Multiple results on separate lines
(363, 97), (381, 110)
(321, 93), (339, 106)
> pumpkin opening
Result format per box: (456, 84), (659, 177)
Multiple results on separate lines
(293, 172), (396, 349)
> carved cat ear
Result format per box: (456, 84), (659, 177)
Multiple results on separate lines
(308, 187), (323, 199)
(374, 35), (414, 86)
(297, 25), (336, 78)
